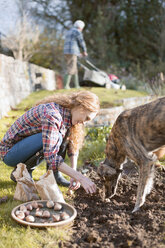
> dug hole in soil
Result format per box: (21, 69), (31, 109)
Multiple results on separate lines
(63, 163), (165, 248)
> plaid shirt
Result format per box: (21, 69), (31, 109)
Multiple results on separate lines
(0, 103), (71, 171)
(64, 27), (87, 55)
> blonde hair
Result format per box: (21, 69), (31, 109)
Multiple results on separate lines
(36, 91), (100, 113)
(68, 123), (85, 153)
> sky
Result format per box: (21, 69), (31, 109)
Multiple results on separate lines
(0, 0), (18, 35)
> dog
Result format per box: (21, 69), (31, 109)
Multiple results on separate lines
(98, 97), (165, 212)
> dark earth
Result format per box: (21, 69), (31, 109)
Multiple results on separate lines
(63, 163), (165, 248)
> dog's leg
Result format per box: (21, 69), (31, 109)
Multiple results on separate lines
(123, 142), (157, 213)
(132, 162), (155, 213)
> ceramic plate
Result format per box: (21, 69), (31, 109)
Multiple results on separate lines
(11, 200), (77, 228)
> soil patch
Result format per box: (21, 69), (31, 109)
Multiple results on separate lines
(64, 164), (165, 248)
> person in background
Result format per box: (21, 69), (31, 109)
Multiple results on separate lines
(0, 91), (99, 194)
(63, 20), (88, 89)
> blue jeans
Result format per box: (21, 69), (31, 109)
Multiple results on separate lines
(3, 133), (43, 167)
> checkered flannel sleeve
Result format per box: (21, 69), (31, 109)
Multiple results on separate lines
(41, 111), (64, 171)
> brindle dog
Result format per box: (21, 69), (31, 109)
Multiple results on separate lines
(98, 97), (165, 212)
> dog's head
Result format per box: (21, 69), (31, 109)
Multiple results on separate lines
(97, 157), (123, 198)
(98, 132), (124, 198)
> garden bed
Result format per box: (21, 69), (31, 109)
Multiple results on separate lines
(64, 164), (165, 248)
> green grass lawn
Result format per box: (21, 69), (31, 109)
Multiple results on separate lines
(9, 87), (148, 111)
(0, 87), (149, 248)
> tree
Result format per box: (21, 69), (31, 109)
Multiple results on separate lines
(1, 0), (41, 61)
(30, 28), (64, 71)
(29, 0), (119, 69)
(29, 0), (70, 30)
(29, 0), (165, 75)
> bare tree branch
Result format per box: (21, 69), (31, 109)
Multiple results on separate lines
(29, 0), (71, 29)
(2, 11), (40, 61)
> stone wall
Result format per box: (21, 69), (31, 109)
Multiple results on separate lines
(0, 54), (56, 118)
(87, 95), (155, 127)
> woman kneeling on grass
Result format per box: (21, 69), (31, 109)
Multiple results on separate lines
(0, 91), (100, 194)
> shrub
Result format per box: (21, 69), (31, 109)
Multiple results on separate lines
(78, 126), (111, 167)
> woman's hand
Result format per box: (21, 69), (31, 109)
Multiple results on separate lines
(79, 174), (96, 194)
(69, 175), (96, 194)
(69, 178), (80, 190)
(59, 162), (96, 194)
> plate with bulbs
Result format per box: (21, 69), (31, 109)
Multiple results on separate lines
(11, 200), (77, 228)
